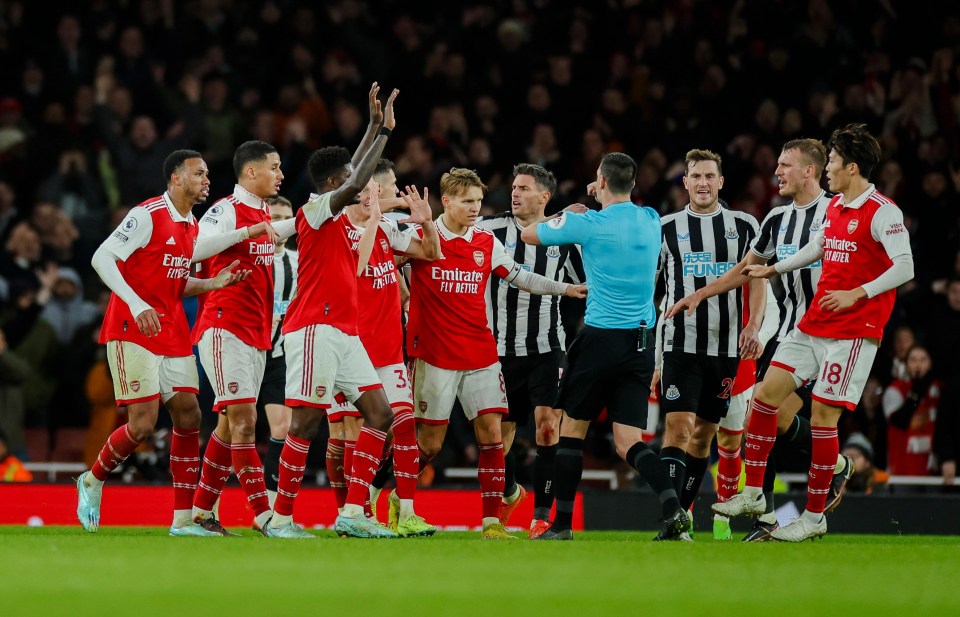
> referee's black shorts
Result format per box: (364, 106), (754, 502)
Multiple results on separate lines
(257, 353), (287, 408)
(556, 325), (654, 429)
(660, 351), (738, 424)
(500, 350), (563, 426)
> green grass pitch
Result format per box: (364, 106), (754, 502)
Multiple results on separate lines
(3, 526), (958, 616)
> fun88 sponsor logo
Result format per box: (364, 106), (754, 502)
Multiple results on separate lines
(274, 291), (290, 316)
(777, 244), (821, 269)
(682, 251), (736, 277)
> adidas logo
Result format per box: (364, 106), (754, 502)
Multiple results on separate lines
(166, 236), (176, 245)
(824, 386), (835, 395)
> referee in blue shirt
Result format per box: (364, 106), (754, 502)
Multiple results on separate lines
(522, 152), (690, 540)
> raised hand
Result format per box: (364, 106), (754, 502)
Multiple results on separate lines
(368, 82), (383, 125)
(247, 221), (278, 245)
(214, 259), (251, 289)
(383, 88), (399, 130)
(368, 182), (382, 220)
(398, 186), (432, 225)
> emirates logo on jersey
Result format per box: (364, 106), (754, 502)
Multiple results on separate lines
(473, 251), (484, 266)
(316, 385), (326, 398)
(130, 380), (140, 393)
(228, 382), (239, 394)
(847, 219), (859, 234)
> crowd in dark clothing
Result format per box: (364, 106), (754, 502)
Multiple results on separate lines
(0, 0), (958, 485)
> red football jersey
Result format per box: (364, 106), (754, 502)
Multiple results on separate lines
(100, 194), (198, 356)
(799, 188), (910, 341)
(407, 218), (519, 370)
(350, 218), (411, 367)
(192, 187), (275, 349)
(283, 192), (360, 336)
(886, 378), (940, 476)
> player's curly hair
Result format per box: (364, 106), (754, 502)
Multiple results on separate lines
(307, 146), (352, 190)
(828, 123), (881, 179)
(513, 163), (557, 196)
(440, 167), (487, 197)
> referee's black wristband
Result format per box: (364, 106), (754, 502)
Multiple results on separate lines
(378, 126), (392, 138)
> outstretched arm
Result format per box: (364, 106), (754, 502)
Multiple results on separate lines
(329, 88), (399, 214)
(184, 259), (251, 297)
(666, 251), (765, 318)
(351, 82), (384, 170)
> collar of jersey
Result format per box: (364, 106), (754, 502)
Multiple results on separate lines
(162, 191), (193, 223)
(233, 184), (267, 210)
(437, 215), (474, 241)
(684, 204), (722, 218)
(793, 190), (826, 211)
(835, 183), (875, 210)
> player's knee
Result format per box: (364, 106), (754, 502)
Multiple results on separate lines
(366, 405), (393, 432)
(536, 424), (556, 446)
(664, 415), (694, 445)
(230, 415), (257, 442)
(127, 419), (155, 442)
(289, 414), (321, 440)
(419, 439), (442, 460)
(270, 417), (291, 439)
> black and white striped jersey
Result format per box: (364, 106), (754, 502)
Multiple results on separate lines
(269, 248), (298, 359)
(477, 213), (585, 357)
(659, 205), (759, 357)
(751, 191), (831, 341)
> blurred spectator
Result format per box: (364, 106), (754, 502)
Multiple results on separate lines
(0, 180), (18, 240)
(924, 277), (960, 382)
(39, 267), (98, 346)
(0, 427), (32, 482)
(1, 222), (43, 290)
(841, 433), (889, 494)
(0, 328), (29, 459)
(95, 70), (203, 205)
(882, 346), (942, 477)
(37, 148), (104, 227)
(844, 375), (888, 470)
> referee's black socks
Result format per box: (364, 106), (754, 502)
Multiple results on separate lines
(627, 441), (681, 519)
(659, 446), (687, 496)
(551, 437), (584, 531)
(265, 437), (284, 493)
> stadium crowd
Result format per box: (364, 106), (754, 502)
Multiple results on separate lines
(0, 0), (958, 498)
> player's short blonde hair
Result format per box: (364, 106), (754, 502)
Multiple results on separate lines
(783, 138), (827, 175)
(440, 167), (487, 197)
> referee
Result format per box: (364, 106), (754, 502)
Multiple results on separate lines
(522, 152), (690, 541)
